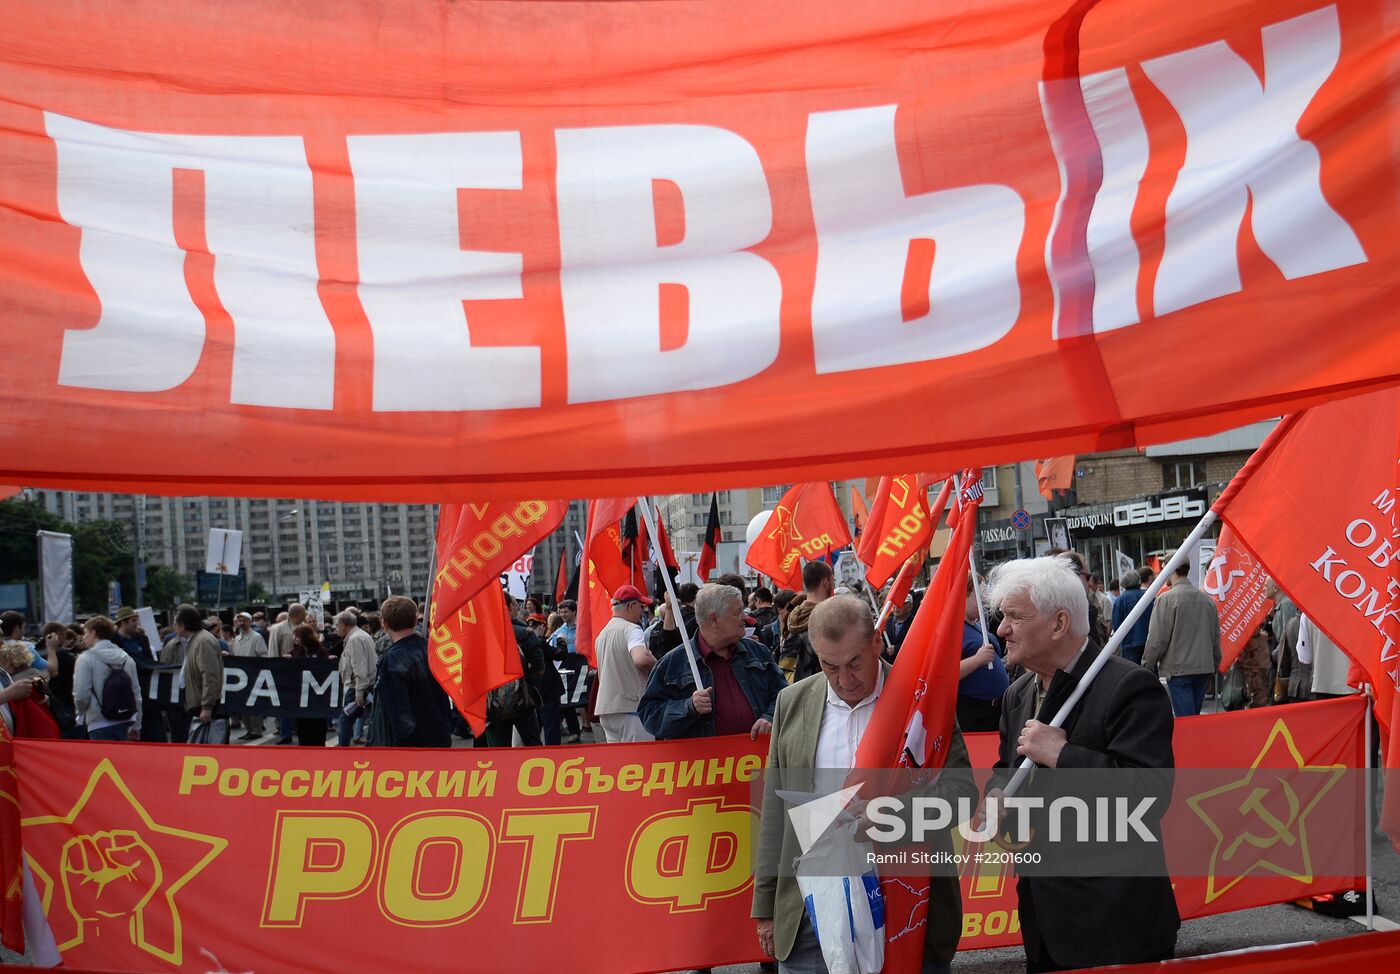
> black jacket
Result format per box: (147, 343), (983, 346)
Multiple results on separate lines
(512, 620), (561, 700)
(988, 650), (1179, 969)
(648, 605), (698, 659)
(369, 633), (453, 747)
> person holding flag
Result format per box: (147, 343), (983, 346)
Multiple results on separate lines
(981, 555), (1178, 972)
(752, 594), (975, 972)
(956, 574), (1008, 732)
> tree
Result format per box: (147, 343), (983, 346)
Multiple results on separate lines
(0, 499), (191, 616)
(247, 580), (269, 604)
(144, 564), (192, 609)
(0, 498), (66, 582)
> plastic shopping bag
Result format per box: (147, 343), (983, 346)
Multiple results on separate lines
(792, 817), (886, 974)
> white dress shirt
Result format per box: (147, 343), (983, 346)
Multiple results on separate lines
(814, 668), (886, 769)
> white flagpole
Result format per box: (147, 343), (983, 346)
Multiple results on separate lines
(1365, 685), (1375, 931)
(1002, 508), (1219, 798)
(635, 497), (705, 689)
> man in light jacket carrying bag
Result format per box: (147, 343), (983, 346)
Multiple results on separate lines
(72, 615), (142, 741)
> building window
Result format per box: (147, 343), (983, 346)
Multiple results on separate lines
(691, 493), (705, 505)
(980, 468), (997, 491)
(1163, 461), (1206, 489)
(718, 490), (731, 503)
(692, 513), (706, 527)
(762, 485), (791, 505)
(720, 510), (732, 525)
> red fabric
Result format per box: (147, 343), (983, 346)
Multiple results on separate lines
(1034, 456), (1075, 501)
(1215, 388), (1400, 851)
(851, 485), (869, 539)
(576, 504), (626, 667)
(745, 482), (851, 590)
(431, 500), (567, 626)
(1206, 525), (1275, 672)
(427, 584), (522, 735)
(586, 498), (635, 596)
(4, 698), (1372, 971)
(883, 551), (925, 618)
(0, 726), (22, 953)
(1, 3), (1398, 501)
(861, 474), (935, 589)
(851, 477), (980, 971)
(651, 510), (679, 572)
(10, 698), (61, 740)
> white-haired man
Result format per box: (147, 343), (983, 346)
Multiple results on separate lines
(982, 555), (1177, 972)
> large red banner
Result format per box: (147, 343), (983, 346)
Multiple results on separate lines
(0, 0), (1397, 500)
(13, 698), (1366, 972)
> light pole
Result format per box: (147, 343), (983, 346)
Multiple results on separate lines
(273, 507), (302, 601)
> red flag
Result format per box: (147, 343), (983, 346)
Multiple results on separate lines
(697, 494), (721, 582)
(432, 499), (568, 626)
(851, 485), (870, 538)
(1203, 525), (1276, 672)
(0, 724), (23, 953)
(575, 551), (615, 668)
(652, 511), (679, 572)
(746, 482), (852, 590)
(882, 551), (926, 621)
(1212, 390), (1400, 851)
(851, 474), (981, 971)
(587, 497), (636, 595)
(1035, 456), (1075, 501)
(427, 584), (522, 736)
(552, 542), (570, 608)
(861, 475), (935, 589)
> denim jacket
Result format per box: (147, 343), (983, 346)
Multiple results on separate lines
(638, 637), (787, 740)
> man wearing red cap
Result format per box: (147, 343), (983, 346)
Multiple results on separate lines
(594, 584), (658, 743)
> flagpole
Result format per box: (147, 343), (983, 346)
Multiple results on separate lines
(1365, 684), (1375, 931)
(954, 472), (993, 668)
(1001, 508), (1219, 798)
(635, 497), (706, 689)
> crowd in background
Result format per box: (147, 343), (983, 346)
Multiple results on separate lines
(0, 543), (1343, 751)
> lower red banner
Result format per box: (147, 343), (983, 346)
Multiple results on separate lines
(9, 697), (1367, 973)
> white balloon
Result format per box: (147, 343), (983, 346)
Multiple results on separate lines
(746, 509), (773, 546)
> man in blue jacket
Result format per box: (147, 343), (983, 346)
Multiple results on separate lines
(639, 583), (786, 740)
(1111, 570), (1154, 666)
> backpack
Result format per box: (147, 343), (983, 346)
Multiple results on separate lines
(99, 659), (138, 722)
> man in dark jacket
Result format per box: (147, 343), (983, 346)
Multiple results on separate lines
(639, 583), (786, 740)
(1111, 571), (1153, 665)
(477, 594), (547, 748)
(370, 595), (452, 748)
(648, 582), (699, 658)
(982, 556), (1178, 972)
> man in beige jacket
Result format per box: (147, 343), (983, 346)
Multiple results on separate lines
(1142, 561), (1221, 716)
(172, 604), (225, 739)
(753, 595), (974, 972)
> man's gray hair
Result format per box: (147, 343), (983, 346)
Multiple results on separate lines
(1121, 571), (1142, 591)
(694, 582), (742, 623)
(987, 556), (1089, 636)
(335, 609), (358, 627)
(809, 594), (874, 647)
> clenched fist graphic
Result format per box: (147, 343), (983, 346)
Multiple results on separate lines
(60, 830), (162, 922)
